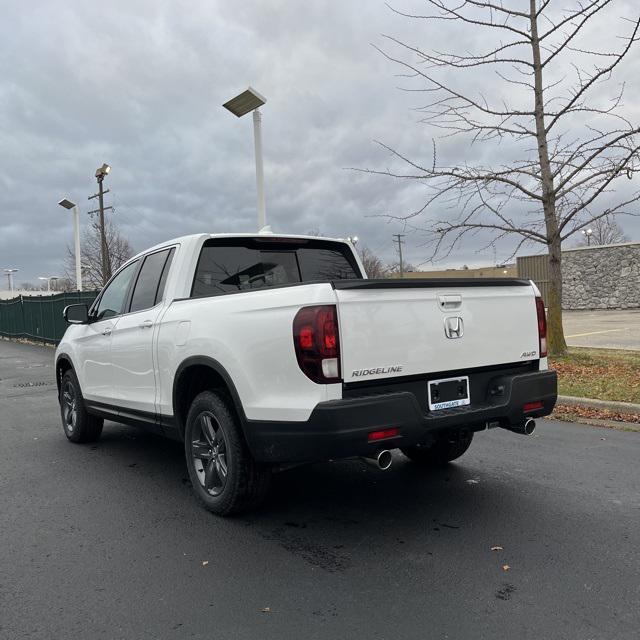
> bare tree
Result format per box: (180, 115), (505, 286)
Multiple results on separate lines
(54, 278), (77, 293)
(358, 245), (389, 278)
(386, 260), (416, 276)
(364, 1), (640, 355)
(65, 218), (134, 290)
(577, 214), (629, 245)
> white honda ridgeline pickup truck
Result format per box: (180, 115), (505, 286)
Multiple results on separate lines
(56, 232), (557, 514)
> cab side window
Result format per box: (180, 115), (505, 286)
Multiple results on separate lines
(95, 261), (139, 320)
(129, 248), (174, 313)
(154, 248), (175, 305)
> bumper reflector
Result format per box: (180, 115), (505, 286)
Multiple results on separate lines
(368, 428), (399, 442)
(523, 401), (543, 413)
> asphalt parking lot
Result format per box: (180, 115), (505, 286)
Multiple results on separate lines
(563, 309), (640, 350)
(1, 339), (639, 640)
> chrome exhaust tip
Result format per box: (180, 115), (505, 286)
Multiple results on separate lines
(523, 418), (536, 435)
(363, 449), (393, 470)
(503, 418), (536, 436)
(377, 449), (393, 470)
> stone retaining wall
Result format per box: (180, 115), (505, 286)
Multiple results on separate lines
(562, 243), (640, 310)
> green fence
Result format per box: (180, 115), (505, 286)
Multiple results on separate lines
(0, 291), (99, 344)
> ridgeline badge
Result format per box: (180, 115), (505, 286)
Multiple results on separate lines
(351, 365), (403, 378)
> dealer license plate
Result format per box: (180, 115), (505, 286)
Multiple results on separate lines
(428, 376), (470, 411)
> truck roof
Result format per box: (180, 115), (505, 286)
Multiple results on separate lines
(131, 232), (352, 262)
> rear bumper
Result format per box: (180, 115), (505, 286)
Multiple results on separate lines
(244, 369), (558, 463)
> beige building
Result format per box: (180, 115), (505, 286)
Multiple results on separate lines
(391, 264), (518, 279)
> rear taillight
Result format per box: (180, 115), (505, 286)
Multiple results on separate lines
(535, 296), (548, 358)
(293, 305), (341, 384)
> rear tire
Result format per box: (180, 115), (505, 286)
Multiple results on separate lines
(184, 391), (271, 516)
(59, 370), (103, 443)
(402, 429), (473, 466)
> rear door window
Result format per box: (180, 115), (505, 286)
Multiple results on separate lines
(129, 249), (172, 313)
(191, 238), (360, 297)
(154, 248), (175, 305)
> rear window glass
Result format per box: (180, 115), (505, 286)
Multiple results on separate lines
(191, 238), (361, 297)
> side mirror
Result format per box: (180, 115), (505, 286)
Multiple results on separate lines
(63, 304), (89, 325)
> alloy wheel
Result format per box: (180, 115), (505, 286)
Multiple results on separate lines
(61, 381), (77, 433)
(191, 412), (229, 496)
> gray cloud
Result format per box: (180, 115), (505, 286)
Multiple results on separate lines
(1, 0), (638, 286)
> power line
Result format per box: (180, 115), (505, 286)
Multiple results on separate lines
(87, 206), (113, 215)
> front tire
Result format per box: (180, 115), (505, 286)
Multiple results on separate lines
(184, 391), (270, 516)
(401, 429), (473, 466)
(59, 370), (103, 443)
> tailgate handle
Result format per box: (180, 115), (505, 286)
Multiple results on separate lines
(438, 294), (462, 310)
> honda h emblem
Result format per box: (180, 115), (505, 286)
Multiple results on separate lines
(444, 316), (464, 339)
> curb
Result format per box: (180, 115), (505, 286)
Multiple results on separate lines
(557, 395), (640, 417)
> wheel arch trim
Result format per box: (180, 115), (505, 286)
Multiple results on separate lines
(55, 353), (76, 392)
(172, 355), (248, 437)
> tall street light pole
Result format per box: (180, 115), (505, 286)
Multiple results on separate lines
(89, 163), (113, 285)
(253, 109), (266, 230)
(4, 268), (18, 293)
(38, 276), (59, 292)
(58, 198), (83, 291)
(38, 277), (50, 292)
(223, 88), (268, 231)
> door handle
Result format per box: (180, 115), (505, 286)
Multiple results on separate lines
(139, 320), (153, 329)
(102, 327), (112, 336)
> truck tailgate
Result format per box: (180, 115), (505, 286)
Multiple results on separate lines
(333, 279), (539, 383)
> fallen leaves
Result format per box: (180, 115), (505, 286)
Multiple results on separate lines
(490, 546), (510, 572)
(202, 561), (209, 566)
(552, 404), (639, 425)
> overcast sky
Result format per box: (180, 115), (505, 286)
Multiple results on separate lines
(1, 0), (639, 286)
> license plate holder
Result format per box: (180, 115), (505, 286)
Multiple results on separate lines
(428, 376), (470, 411)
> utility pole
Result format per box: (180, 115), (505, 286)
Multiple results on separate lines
(393, 234), (405, 278)
(88, 163), (113, 285)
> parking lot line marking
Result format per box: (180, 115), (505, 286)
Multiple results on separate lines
(565, 329), (625, 338)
